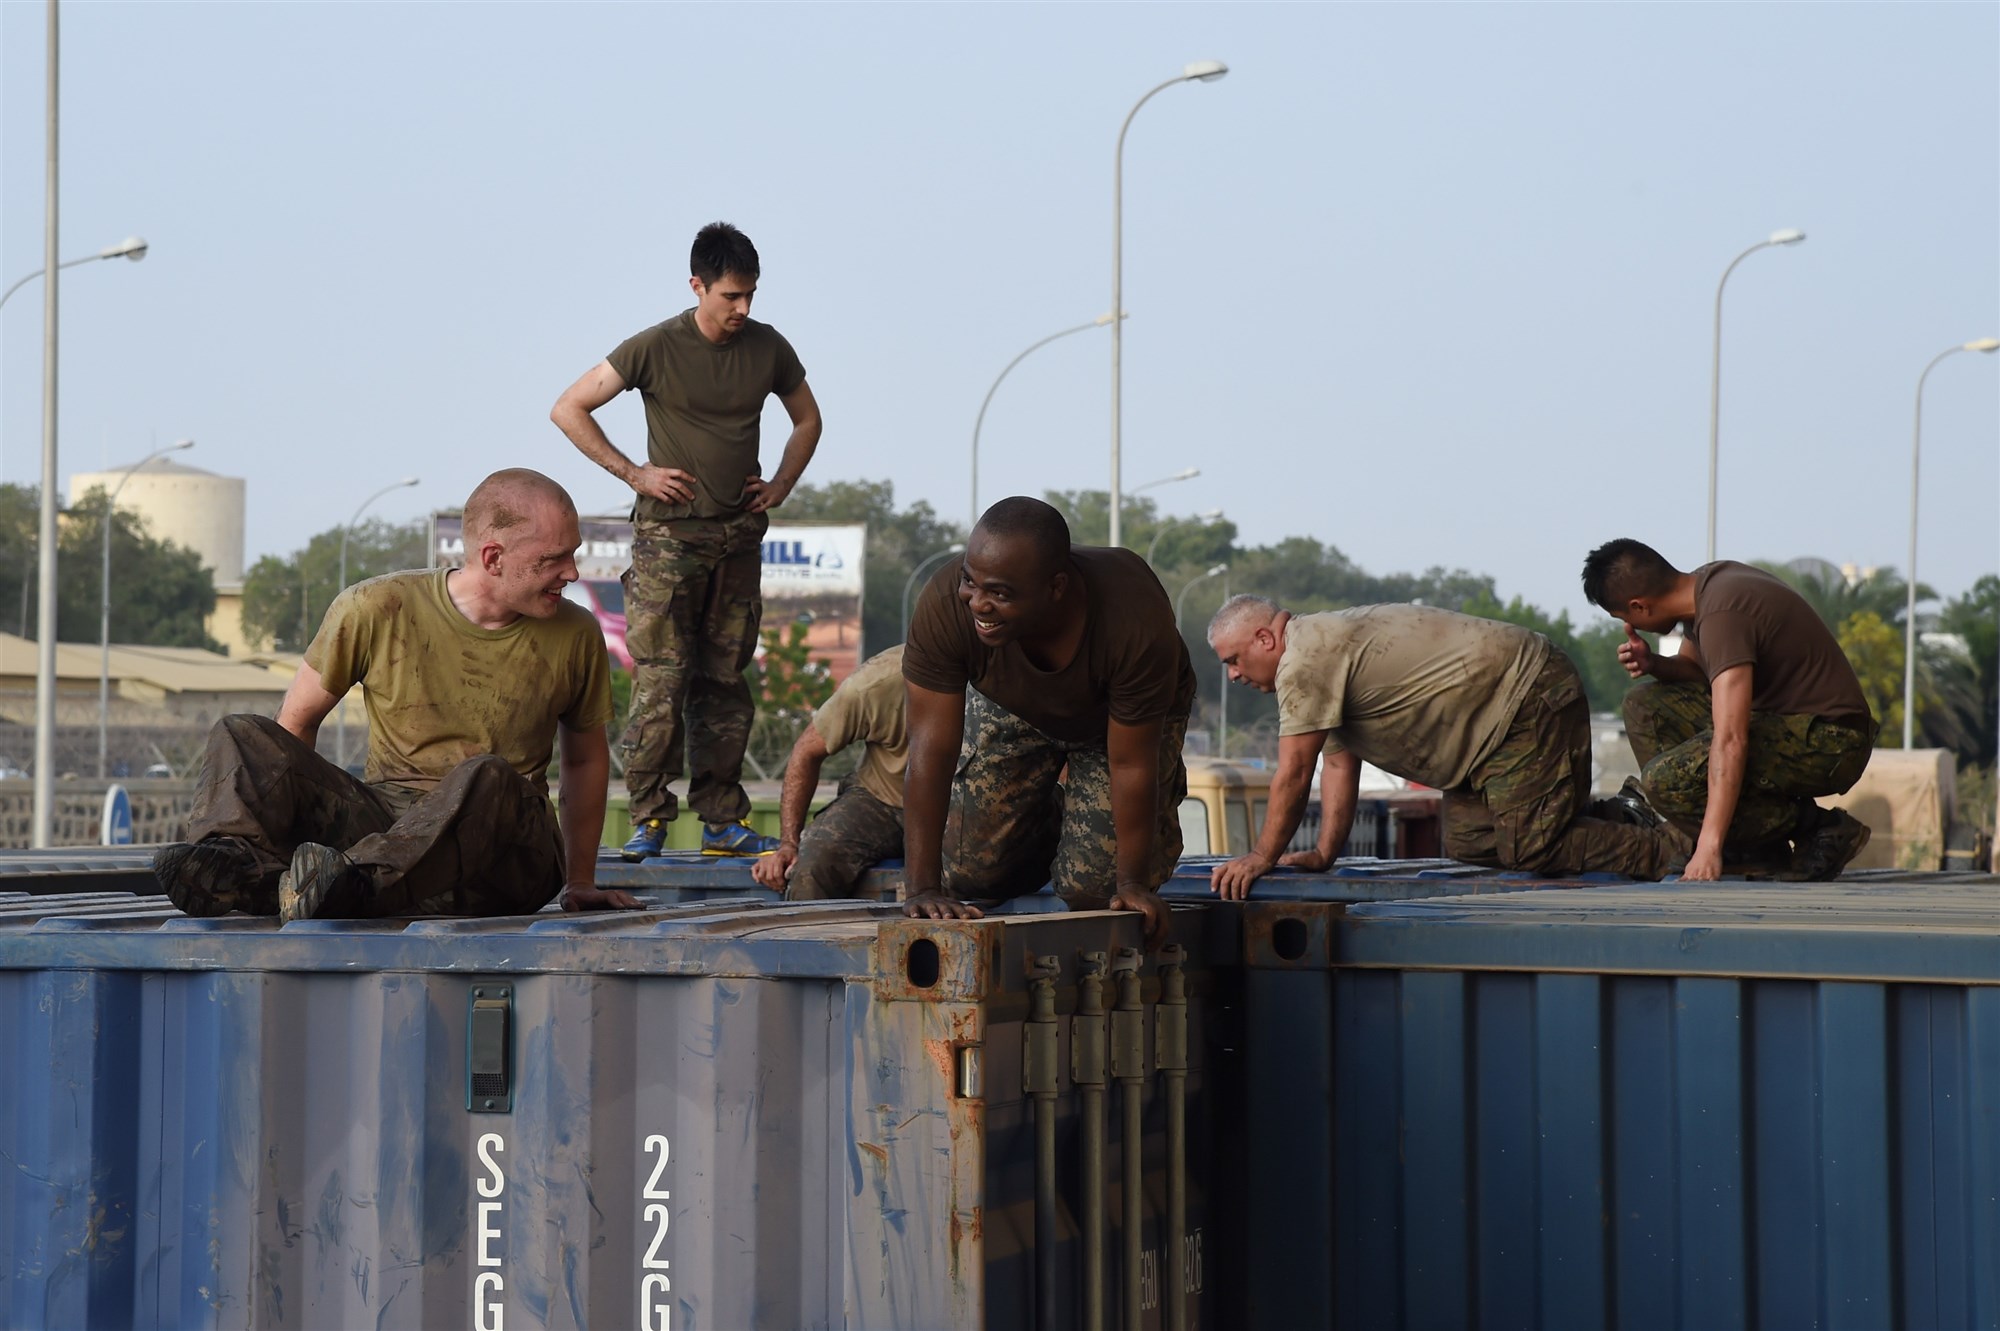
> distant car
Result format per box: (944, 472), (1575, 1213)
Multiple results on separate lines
(563, 579), (632, 670)
(142, 763), (174, 779)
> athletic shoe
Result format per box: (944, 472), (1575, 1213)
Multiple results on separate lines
(278, 842), (370, 923)
(1779, 809), (1871, 882)
(701, 820), (781, 857)
(153, 837), (264, 916)
(622, 819), (668, 861)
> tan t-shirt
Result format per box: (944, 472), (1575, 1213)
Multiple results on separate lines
(305, 569), (614, 794)
(1275, 605), (1550, 790)
(606, 309), (807, 522)
(902, 547), (1196, 743)
(1684, 562), (1872, 727)
(813, 645), (908, 809)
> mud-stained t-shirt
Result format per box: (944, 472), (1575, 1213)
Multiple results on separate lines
(606, 309), (807, 523)
(813, 645), (909, 809)
(1275, 605), (1549, 791)
(1683, 562), (1872, 727)
(902, 547), (1196, 743)
(306, 569), (614, 794)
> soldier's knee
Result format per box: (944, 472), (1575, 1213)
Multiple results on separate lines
(1622, 683), (1659, 730)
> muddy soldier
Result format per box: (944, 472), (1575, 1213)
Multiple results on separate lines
(900, 498), (1194, 946)
(153, 470), (640, 921)
(1205, 595), (1691, 899)
(750, 645), (909, 899)
(551, 221), (823, 860)
(1581, 540), (1875, 881)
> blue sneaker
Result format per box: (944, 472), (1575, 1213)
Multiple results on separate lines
(621, 819), (668, 862)
(701, 820), (781, 857)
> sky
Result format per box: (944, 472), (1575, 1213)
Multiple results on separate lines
(2, 2), (1995, 626)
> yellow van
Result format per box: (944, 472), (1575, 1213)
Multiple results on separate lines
(1177, 757), (1444, 859)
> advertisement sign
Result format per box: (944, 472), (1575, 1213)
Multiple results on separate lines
(430, 515), (868, 681)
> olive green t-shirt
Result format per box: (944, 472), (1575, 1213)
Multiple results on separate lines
(813, 645), (908, 809)
(1685, 561), (1872, 727)
(305, 569), (614, 794)
(606, 309), (807, 522)
(1275, 605), (1550, 791)
(902, 547), (1197, 743)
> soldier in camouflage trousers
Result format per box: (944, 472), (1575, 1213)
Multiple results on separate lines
(1625, 680), (1874, 855)
(620, 510), (767, 828)
(942, 691), (1188, 909)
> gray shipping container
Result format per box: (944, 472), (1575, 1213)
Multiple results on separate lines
(0, 896), (1231, 1330)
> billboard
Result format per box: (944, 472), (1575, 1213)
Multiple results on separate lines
(430, 515), (868, 681)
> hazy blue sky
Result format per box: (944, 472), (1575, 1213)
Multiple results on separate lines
(3, 3), (1995, 625)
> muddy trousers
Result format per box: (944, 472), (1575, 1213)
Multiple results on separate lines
(187, 714), (565, 917)
(784, 777), (905, 901)
(1442, 653), (1687, 880)
(1624, 681), (1874, 847)
(621, 512), (767, 826)
(941, 691), (1188, 909)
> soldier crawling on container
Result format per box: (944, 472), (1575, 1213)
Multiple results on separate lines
(551, 220), (823, 863)
(152, 469), (641, 920)
(1205, 595), (1692, 899)
(1581, 539), (1876, 882)
(750, 645), (909, 900)
(899, 497), (1194, 947)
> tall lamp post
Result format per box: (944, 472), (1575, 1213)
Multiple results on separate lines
(98, 439), (193, 778)
(0, 234), (147, 314)
(971, 314), (1121, 531)
(1110, 60), (1228, 550)
(1902, 337), (2000, 750)
(336, 476), (420, 768)
(901, 544), (966, 635)
(1706, 228), (1805, 562)
(1173, 563), (1227, 628)
(1147, 508), (1224, 567)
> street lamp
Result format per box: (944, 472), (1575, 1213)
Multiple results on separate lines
(1173, 563), (1228, 628)
(1110, 60), (1228, 550)
(1902, 337), (1999, 749)
(99, 438), (194, 778)
(1706, 227), (1805, 562)
(971, 314), (1122, 532)
(1147, 508), (1224, 567)
(336, 476), (420, 768)
(0, 235), (146, 313)
(901, 544), (966, 636)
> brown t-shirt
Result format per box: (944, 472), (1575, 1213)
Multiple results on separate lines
(1275, 605), (1550, 790)
(1683, 562), (1872, 727)
(902, 547), (1196, 743)
(813, 645), (908, 809)
(606, 309), (807, 522)
(306, 569), (614, 794)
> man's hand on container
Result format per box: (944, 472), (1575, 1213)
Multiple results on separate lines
(562, 884), (642, 911)
(1210, 851), (1273, 901)
(1278, 847), (1332, 872)
(902, 889), (983, 921)
(1110, 884), (1172, 949)
(750, 843), (797, 891)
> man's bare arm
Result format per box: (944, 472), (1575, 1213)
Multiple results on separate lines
(276, 662), (344, 751)
(1105, 716), (1171, 947)
(1684, 664), (1752, 882)
(549, 360), (696, 506)
(744, 380), (824, 513)
(1213, 731), (1331, 898)
(1280, 745), (1359, 872)
(752, 723), (830, 890)
(901, 681), (979, 920)
(556, 723), (638, 909)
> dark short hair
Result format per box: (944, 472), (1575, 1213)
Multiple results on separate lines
(691, 222), (760, 287)
(974, 497), (1071, 579)
(1581, 538), (1681, 611)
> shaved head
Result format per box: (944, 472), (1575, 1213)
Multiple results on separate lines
(972, 496), (1070, 579)
(464, 468), (577, 545)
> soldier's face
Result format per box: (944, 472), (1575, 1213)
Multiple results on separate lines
(958, 534), (1067, 646)
(1212, 623), (1281, 692)
(690, 270), (756, 336)
(493, 501), (583, 620)
(1614, 599), (1679, 635)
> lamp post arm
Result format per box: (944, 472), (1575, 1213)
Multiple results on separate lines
(901, 547), (965, 636)
(1706, 239), (1774, 564)
(971, 319), (1111, 531)
(0, 252), (101, 314)
(1904, 345), (1965, 749)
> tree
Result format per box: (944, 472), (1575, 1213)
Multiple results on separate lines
(1935, 576), (1998, 766)
(241, 517), (429, 652)
(1756, 558), (1928, 634)
(1459, 592), (1635, 715)
(0, 483), (219, 649)
(775, 480), (964, 652)
(1837, 610), (1906, 742)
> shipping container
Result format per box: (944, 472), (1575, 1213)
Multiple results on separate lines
(0, 894), (1236, 1331)
(1316, 874), (2000, 1331)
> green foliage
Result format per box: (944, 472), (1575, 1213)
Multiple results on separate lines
(1756, 558), (1928, 634)
(1936, 575), (1999, 765)
(777, 479), (964, 651)
(1837, 610), (1907, 742)
(1458, 593), (1635, 715)
(241, 517), (429, 652)
(0, 483), (219, 648)
(751, 619), (836, 718)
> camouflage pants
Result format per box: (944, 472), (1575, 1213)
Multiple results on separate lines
(786, 776), (905, 901)
(942, 691), (1188, 908)
(1443, 652), (1687, 880)
(622, 511), (768, 825)
(1624, 681), (1874, 846)
(187, 714), (564, 916)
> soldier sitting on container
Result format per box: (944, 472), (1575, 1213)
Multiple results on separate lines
(153, 469), (641, 920)
(1205, 595), (1692, 899)
(1581, 539), (1876, 882)
(751, 645), (909, 899)
(898, 497), (1193, 947)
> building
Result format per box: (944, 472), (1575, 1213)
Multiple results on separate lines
(68, 458), (252, 655)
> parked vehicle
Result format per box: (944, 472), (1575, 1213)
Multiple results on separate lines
(562, 578), (631, 670)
